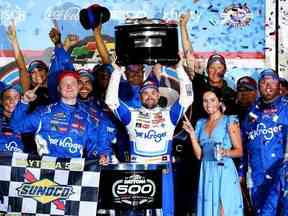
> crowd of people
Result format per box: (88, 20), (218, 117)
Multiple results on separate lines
(1, 12), (288, 216)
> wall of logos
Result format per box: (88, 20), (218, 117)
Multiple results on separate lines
(0, 0), (283, 86)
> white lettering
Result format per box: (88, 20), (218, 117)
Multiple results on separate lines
(48, 136), (82, 153)
(248, 123), (283, 140)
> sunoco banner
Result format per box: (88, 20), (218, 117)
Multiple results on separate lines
(0, 152), (100, 215)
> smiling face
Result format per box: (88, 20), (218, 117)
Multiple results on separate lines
(78, 76), (93, 99)
(125, 64), (144, 86)
(203, 91), (222, 115)
(2, 89), (20, 114)
(31, 67), (48, 86)
(59, 76), (79, 101)
(141, 88), (160, 109)
(207, 61), (225, 84)
(259, 76), (280, 102)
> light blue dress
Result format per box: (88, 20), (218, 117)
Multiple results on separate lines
(195, 115), (243, 216)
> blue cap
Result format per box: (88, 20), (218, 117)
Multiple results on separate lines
(258, 69), (279, 82)
(207, 53), (227, 72)
(1, 84), (21, 98)
(140, 80), (159, 94)
(27, 60), (48, 73)
(78, 69), (94, 81)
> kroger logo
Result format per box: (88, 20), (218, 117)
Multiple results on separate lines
(248, 123), (283, 140)
(135, 130), (166, 142)
(5, 141), (22, 152)
(48, 136), (82, 153)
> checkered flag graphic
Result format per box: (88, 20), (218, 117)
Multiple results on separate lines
(0, 152), (100, 216)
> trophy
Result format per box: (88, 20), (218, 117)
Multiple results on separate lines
(115, 18), (179, 65)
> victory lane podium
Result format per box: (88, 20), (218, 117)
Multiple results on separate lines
(0, 153), (165, 216)
(98, 163), (165, 216)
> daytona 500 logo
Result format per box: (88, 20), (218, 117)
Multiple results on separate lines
(112, 174), (156, 206)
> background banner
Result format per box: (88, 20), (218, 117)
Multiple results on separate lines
(0, 0), (272, 87)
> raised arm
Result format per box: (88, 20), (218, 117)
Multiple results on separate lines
(10, 85), (42, 133)
(7, 22), (31, 92)
(48, 26), (76, 103)
(169, 58), (194, 125)
(179, 12), (205, 78)
(179, 12), (193, 52)
(105, 60), (131, 125)
(94, 24), (111, 64)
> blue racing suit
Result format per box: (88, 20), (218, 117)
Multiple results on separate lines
(119, 82), (142, 108)
(105, 65), (193, 216)
(240, 96), (288, 215)
(262, 160), (288, 216)
(10, 100), (111, 158)
(80, 98), (117, 156)
(0, 111), (23, 153)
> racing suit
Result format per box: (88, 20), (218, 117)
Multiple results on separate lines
(10, 100), (111, 158)
(105, 65), (193, 216)
(0, 111), (23, 153)
(80, 98), (117, 158)
(262, 160), (288, 216)
(239, 96), (288, 215)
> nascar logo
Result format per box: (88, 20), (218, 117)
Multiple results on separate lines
(17, 170), (73, 210)
(221, 3), (253, 28)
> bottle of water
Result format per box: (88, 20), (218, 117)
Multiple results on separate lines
(214, 142), (224, 166)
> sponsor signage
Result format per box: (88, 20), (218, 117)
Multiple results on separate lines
(99, 169), (162, 209)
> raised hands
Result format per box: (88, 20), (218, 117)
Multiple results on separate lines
(179, 11), (191, 27)
(49, 20), (79, 50)
(111, 54), (125, 75)
(6, 21), (18, 43)
(182, 114), (197, 140)
(49, 27), (61, 45)
(63, 34), (80, 51)
(23, 84), (40, 103)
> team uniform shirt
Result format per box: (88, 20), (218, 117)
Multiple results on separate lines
(10, 100), (111, 158)
(0, 111), (23, 153)
(106, 65), (193, 163)
(119, 82), (142, 108)
(80, 98), (117, 151)
(105, 65), (193, 216)
(240, 96), (288, 215)
(262, 161), (288, 216)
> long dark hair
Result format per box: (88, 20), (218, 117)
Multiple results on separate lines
(203, 89), (226, 113)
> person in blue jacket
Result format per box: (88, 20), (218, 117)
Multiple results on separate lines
(239, 69), (288, 215)
(78, 69), (117, 160)
(0, 85), (23, 153)
(48, 27), (77, 103)
(10, 70), (111, 163)
(262, 160), (288, 216)
(105, 57), (194, 216)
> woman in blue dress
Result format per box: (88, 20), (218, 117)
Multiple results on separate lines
(183, 90), (244, 216)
